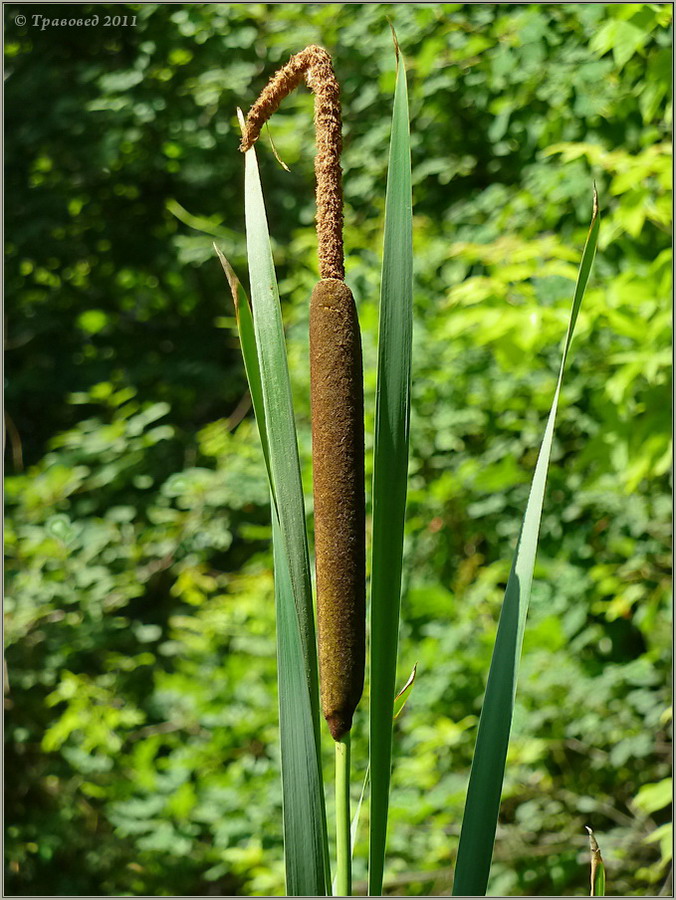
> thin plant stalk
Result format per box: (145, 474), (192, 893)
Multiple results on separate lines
(335, 735), (352, 897)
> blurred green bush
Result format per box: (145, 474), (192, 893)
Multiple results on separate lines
(5, 3), (671, 896)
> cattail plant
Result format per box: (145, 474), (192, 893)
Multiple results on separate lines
(240, 45), (366, 748)
(218, 32), (599, 899)
(239, 45), (365, 895)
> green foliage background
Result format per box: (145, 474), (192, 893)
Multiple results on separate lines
(5, 3), (672, 896)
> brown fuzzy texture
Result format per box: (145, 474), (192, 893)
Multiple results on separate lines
(240, 45), (344, 281)
(309, 279), (365, 741)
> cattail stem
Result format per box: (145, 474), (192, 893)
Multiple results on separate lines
(335, 734), (352, 897)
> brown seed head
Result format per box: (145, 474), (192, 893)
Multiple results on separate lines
(310, 279), (365, 740)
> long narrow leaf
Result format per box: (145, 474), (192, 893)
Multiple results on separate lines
(452, 191), (600, 897)
(243, 141), (320, 707)
(273, 510), (330, 896)
(393, 664), (417, 720)
(368, 43), (413, 897)
(241, 138), (330, 895)
(214, 246), (271, 483)
(586, 826), (606, 896)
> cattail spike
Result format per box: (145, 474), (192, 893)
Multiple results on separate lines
(310, 278), (365, 740)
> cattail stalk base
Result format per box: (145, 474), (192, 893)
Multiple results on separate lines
(335, 735), (351, 897)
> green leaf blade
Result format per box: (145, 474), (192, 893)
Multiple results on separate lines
(243, 143), (321, 730)
(214, 246), (272, 484)
(273, 510), (330, 896)
(586, 826), (606, 897)
(452, 194), (600, 897)
(393, 663), (417, 720)
(368, 46), (413, 898)
(241, 143), (329, 896)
